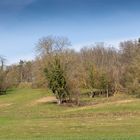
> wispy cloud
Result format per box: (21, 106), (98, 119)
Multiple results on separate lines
(0, 0), (36, 6)
(0, 0), (36, 13)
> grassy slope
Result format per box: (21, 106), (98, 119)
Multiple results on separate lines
(0, 88), (140, 140)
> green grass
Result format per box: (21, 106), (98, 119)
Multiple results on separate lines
(0, 88), (140, 140)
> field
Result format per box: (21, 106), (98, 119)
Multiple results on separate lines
(0, 88), (140, 140)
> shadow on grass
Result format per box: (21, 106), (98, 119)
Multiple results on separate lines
(0, 88), (15, 96)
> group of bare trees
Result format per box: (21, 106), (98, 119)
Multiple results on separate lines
(0, 36), (140, 101)
(0, 56), (8, 94)
(119, 40), (140, 95)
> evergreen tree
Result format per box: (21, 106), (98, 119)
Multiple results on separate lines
(99, 73), (108, 90)
(44, 57), (69, 104)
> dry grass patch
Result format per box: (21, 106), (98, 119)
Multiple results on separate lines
(29, 96), (57, 106)
(65, 99), (137, 113)
(0, 103), (12, 108)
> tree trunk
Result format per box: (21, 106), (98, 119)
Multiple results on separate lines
(57, 98), (62, 105)
(106, 85), (109, 98)
(57, 100), (61, 105)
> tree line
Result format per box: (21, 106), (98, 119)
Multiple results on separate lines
(0, 36), (140, 104)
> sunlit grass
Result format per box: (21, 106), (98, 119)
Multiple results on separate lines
(0, 88), (140, 139)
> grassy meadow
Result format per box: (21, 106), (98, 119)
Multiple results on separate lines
(0, 88), (140, 140)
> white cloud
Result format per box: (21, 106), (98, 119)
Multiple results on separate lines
(72, 41), (119, 51)
(72, 36), (139, 51)
(7, 53), (35, 65)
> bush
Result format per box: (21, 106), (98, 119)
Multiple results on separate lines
(18, 82), (32, 88)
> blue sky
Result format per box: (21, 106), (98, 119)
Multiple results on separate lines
(0, 0), (140, 64)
